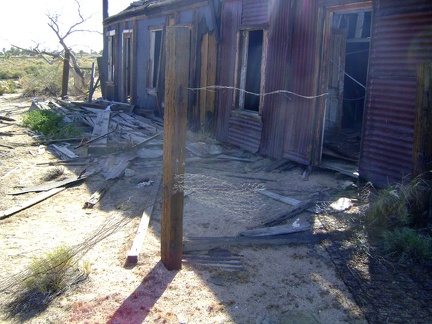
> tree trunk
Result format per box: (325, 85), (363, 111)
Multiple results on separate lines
(61, 51), (71, 99)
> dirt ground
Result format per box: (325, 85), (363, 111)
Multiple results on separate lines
(0, 93), (431, 324)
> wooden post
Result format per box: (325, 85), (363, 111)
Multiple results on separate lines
(61, 50), (70, 99)
(88, 62), (95, 103)
(413, 63), (432, 176)
(161, 26), (190, 271)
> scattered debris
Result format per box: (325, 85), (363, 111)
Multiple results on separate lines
(9, 176), (86, 195)
(0, 187), (66, 220)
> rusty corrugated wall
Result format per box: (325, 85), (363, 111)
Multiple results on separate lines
(359, 0), (432, 186)
(241, 0), (269, 25)
(216, 0), (242, 143)
(282, 0), (320, 164)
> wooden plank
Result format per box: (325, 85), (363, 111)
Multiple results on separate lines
(0, 187), (65, 220)
(262, 199), (314, 227)
(182, 233), (326, 253)
(199, 33), (209, 129)
(9, 176), (86, 195)
(125, 177), (161, 266)
(83, 180), (116, 208)
(90, 110), (111, 146)
(239, 220), (311, 237)
(256, 189), (302, 206)
(413, 62), (432, 176)
(161, 26), (190, 271)
(50, 144), (79, 160)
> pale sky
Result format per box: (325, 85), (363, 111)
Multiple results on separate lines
(0, 0), (132, 52)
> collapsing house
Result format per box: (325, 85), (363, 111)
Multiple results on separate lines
(102, 0), (432, 187)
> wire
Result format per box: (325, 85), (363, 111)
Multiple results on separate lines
(188, 85), (328, 100)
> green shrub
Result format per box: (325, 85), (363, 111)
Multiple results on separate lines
(25, 246), (74, 294)
(0, 80), (17, 95)
(382, 228), (432, 265)
(22, 109), (81, 139)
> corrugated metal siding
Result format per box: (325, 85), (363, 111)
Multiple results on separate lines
(259, 0), (293, 159)
(215, 0), (242, 142)
(282, 0), (320, 164)
(227, 114), (262, 152)
(241, 0), (269, 25)
(359, 0), (432, 186)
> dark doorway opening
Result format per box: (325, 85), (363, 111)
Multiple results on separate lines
(323, 11), (371, 166)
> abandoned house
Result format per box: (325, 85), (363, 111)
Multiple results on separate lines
(102, 0), (432, 187)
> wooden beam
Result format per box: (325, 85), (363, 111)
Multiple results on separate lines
(125, 177), (161, 266)
(0, 187), (65, 220)
(161, 26), (190, 271)
(413, 62), (432, 176)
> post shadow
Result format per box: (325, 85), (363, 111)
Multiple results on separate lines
(107, 261), (177, 323)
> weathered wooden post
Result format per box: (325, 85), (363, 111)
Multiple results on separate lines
(413, 62), (432, 176)
(61, 50), (71, 99)
(88, 62), (96, 102)
(161, 26), (190, 271)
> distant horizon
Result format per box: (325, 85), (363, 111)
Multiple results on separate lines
(0, 0), (131, 53)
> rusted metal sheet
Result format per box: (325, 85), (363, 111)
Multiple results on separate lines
(260, 0), (294, 159)
(241, 0), (269, 25)
(282, 1), (320, 164)
(359, 0), (432, 186)
(227, 114), (262, 153)
(216, 0), (242, 142)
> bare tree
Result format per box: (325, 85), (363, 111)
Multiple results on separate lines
(46, 0), (95, 98)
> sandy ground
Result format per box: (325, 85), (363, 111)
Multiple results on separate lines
(0, 93), (367, 323)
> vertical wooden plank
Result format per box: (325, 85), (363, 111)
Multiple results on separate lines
(88, 62), (95, 102)
(413, 62), (432, 176)
(206, 32), (217, 124)
(200, 33), (209, 129)
(61, 51), (70, 99)
(161, 26), (190, 271)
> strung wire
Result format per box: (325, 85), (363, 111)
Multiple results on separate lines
(188, 85), (329, 100)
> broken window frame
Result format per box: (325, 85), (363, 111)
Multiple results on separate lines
(233, 28), (267, 114)
(122, 29), (133, 103)
(107, 29), (116, 83)
(147, 26), (163, 96)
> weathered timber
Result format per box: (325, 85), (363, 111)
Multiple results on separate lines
(256, 189), (302, 206)
(83, 180), (113, 208)
(161, 26), (190, 271)
(239, 220), (311, 237)
(51, 144), (79, 160)
(74, 125), (118, 149)
(9, 176), (86, 195)
(413, 62), (432, 176)
(125, 177), (162, 266)
(0, 116), (15, 122)
(262, 199), (315, 227)
(182, 233), (326, 253)
(0, 187), (66, 220)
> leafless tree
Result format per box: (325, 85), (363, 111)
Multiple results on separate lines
(46, 0), (97, 98)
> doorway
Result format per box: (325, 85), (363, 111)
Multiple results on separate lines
(322, 10), (372, 166)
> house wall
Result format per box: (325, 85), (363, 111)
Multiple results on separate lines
(359, 0), (432, 186)
(216, 0), (321, 162)
(102, 1), (214, 121)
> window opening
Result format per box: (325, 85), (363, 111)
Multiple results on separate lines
(107, 31), (115, 82)
(123, 32), (132, 102)
(148, 29), (162, 90)
(235, 29), (264, 112)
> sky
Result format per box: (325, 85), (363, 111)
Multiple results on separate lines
(0, 0), (132, 53)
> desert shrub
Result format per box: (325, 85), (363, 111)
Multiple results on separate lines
(20, 63), (63, 97)
(22, 109), (81, 139)
(382, 228), (432, 265)
(0, 80), (18, 95)
(365, 174), (431, 237)
(3, 246), (90, 318)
